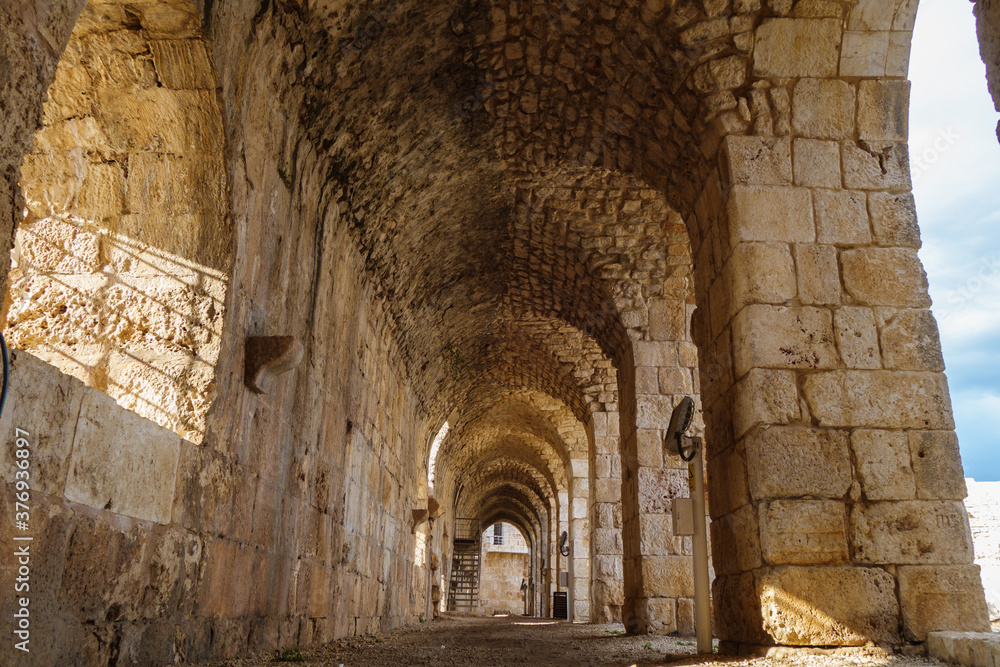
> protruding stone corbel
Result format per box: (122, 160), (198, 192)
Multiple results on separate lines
(411, 508), (429, 533)
(244, 336), (303, 394)
(427, 496), (445, 520)
(430, 552), (440, 571)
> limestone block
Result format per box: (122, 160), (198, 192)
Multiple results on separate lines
(841, 247), (930, 307)
(868, 192), (921, 248)
(135, 2), (203, 39)
(744, 425), (852, 499)
(713, 573), (768, 645)
(792, 0), (846, 18)
(852, 429), (915, 500)
(126, 152), (227, 216)
(851, 500), (975, 564)
(793, 138), (841, 188)
(840, 31), (889, 77)
(648, 299), (686, 341)
(634, 341), (677, 368)
(792, 79), (856, 139)
(795, 244), (841, 305)
(729, 242), (797, 312)
(677, 597), (696, 636)
(635, 596), (678, 634)
(638, 467), (688, 513)
(694, 55), (747, 93)
(848, 0), (894, 30)
(834, 307), (881, 369)
(18, 216), (102, 274)
(727, 185), (814, 245)
(898, 565), (991, 640)
(57, 512), (151, 622)
(858, 80), (909, 142)
(759, 566), (900, 645)
(709, 504), (762, 575)
(880, 309), (944, 371)
(733, 368), (799, 438)
(724, 136), (792, 185)
(804, 370), (954, 429)
(732, 305), (837, 377)
(150, 40), (215, 89)
(909, 431), (968, 500)
(594, 529), (624, 557)
(21, 154), (126, 222)
(814, 190), (871, 245)
(642, 556), (694, 597)
(886, 30), (913, 78)
(842, 141), (912, 190)
(99, 89), (224, 154)
(707, 444), (750, 519)
(659, 368), (692, 395)
(753, 19), (842, 77)
(32, 116), (110, 155)
(639, 513), (677, 556)
(759, 499), (848, 564)
(65, 389), (181, 524)
(927, 631), (1000, 667)
(595, 478), (620, 504)
(0, 352), (85, 497)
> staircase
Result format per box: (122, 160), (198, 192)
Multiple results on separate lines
(448, 518), (481, 612)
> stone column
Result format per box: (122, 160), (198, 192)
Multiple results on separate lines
(698, 62), (990, 647)
(570, 456), (591, 621)
(590, 411), (624, 623)
(621, 297), (701, 634)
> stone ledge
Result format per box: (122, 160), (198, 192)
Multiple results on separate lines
(928, 631), (1000, 667)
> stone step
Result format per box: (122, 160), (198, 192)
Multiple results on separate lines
(928, 632), (1000, 667)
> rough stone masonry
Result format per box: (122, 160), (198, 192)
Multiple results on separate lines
(0, 0), (995, 665)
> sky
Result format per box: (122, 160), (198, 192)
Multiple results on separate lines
(910, 0), (1000, 481)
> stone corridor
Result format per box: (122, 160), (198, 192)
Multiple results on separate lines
(196, 613), (943, 667)
(1, 0), (1000, 665)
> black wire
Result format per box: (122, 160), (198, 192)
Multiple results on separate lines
(679, 437), (697, 462)
(0, 331), (8, 420)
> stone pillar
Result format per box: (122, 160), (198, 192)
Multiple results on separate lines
(570, 456), (591, 621)
(621, 298), (700, 634)
(590, 411), (624, 623)
(558, 491), (569, 618)
(697, 63), (990, 648)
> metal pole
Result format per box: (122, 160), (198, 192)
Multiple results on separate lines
(689, 438), (712, 654)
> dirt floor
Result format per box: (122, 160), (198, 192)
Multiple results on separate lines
(193, 613), (951, 667)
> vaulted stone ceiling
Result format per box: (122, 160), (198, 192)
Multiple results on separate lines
(214, 0), (710, 523)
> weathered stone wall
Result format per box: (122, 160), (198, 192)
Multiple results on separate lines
(7, 0), (230, 443)
(692, 4), (990, 651)
(1, 0), (996, 661)
(965, 479), (1000, 621)
(976, 0), (1000, 140)
(479, 551), (531, 616)
(0, 2), (436, 664)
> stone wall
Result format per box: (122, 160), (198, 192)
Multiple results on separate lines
(0, 339), (428, 665)
(6, 0), (230, 443)
(0, 0), (997, 661)
(966, 479), (1000, 622)
(479, 551), (531, 616)
(976, 0), (1000, 140)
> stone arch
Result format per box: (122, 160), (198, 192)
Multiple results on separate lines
(4, 0), (231, 443)
(690, 1), (989, 651)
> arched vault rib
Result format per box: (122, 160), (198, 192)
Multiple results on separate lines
(457, 458), (553, 517)
(476, 487), (547, 534)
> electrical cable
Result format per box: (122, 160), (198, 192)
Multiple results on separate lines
(0, 331), (9, 420)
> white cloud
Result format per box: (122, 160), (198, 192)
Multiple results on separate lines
(912, 0), (1000, 480)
